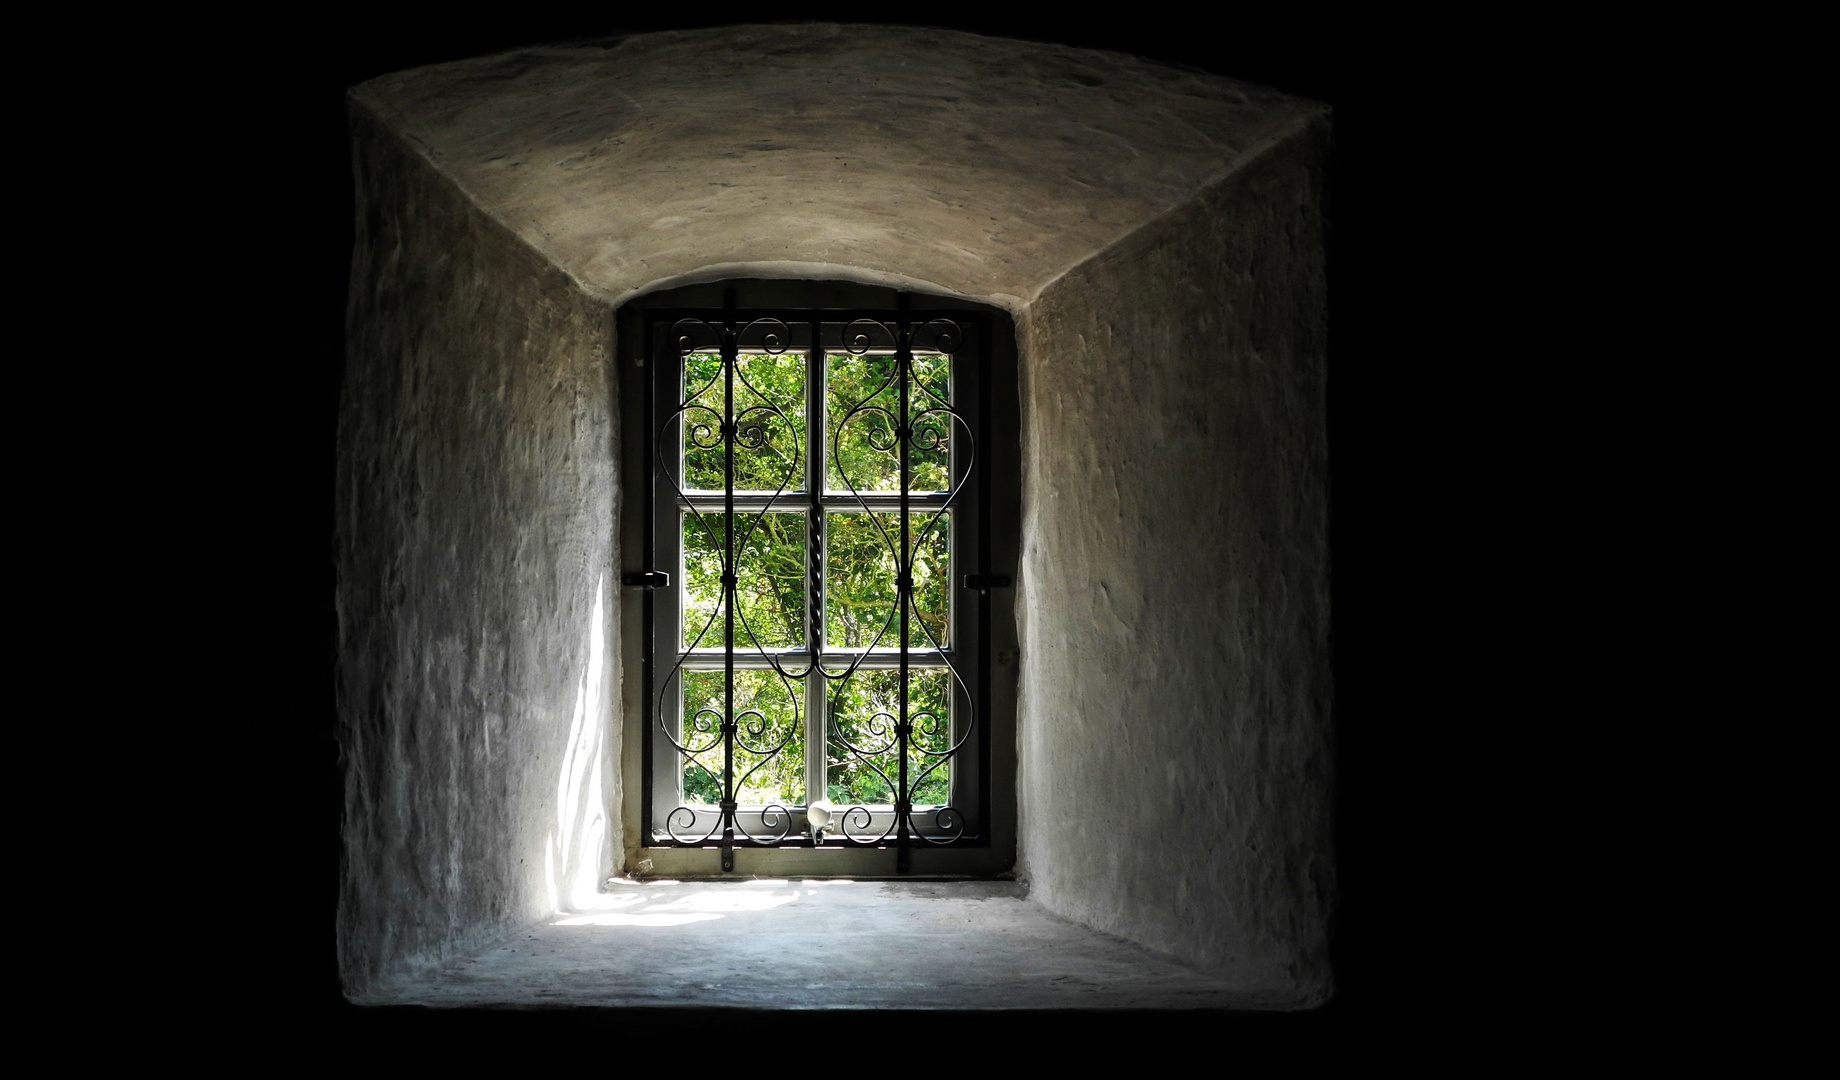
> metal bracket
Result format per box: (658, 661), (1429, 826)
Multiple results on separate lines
(720, 800), (737, 871)
(894, 799), (914, 873)
(623, 571), (671, 589)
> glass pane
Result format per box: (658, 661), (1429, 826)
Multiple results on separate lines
(826, 351), (951, 493)
(681, 351), (805, 493)
(825, 668), (951, 807)
(680, 352), (724, 491)
(824, 511), (949, 649)
(682, 511), (807, 649)
(680, 669), (805, 808)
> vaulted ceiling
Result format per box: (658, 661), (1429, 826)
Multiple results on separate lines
(350, 22), (1326, 311)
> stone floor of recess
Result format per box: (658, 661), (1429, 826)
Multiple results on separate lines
(360, 878), (1297, 1011)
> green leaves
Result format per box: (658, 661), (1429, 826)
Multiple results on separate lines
(825, 512), (950, 650)
(827, 351), (951, 493)
(671, 341), (962, 813)
(825, 669), (951, 807)
(682, 351), (805, 492)
(683, 512), (806, 649)
(681, 668), (805, 808)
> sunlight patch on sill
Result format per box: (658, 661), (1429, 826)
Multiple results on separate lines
(553, 912), (725, 927)
(550, 884), (804, 927)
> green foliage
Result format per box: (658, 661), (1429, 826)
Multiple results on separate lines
(681, 668), (805, 807)
(826, 351), (951, 493)
(671, 345), (960, 811)
(682, 351), (806, 492)
(823, 349), (953, 653)
(683, 513), (806, 649)
(826, 512), (949, 649)
(826, 668), (951, 807)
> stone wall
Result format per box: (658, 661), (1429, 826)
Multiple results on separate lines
(336, 105), (619, 995)
(1016, 119), (1334, 1002)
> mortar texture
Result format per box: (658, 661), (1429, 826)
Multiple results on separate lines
(337, 106), (620, 995)
(1017, 121), (1334, 1001)
(340, 22), (1332, 1001)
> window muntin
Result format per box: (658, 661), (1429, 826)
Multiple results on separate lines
(643, 312), (985, 869)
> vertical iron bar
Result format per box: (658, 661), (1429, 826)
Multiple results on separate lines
(721, 297), (736, 872)
(978, 315), (992, 839)
(896, 297), (911, 873)
(641, 316), (656, 843)
(807, 320), (825, 832)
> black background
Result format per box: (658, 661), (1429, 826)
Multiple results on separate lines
(200, 9), (1509, 1047)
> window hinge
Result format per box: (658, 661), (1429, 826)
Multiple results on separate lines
(623, 571), (671, 589)
(963, 573), (1012, 593)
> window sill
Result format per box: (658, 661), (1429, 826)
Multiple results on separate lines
(632, 842), (1012, 880)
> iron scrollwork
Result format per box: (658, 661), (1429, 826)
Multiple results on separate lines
(651, 312), (978, 870)
(655, 317), (804, 864)
(825, 317), (977, 863)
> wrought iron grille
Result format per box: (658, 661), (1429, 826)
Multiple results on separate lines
(637, 303), (990, 872)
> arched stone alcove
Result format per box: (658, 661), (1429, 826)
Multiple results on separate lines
(338, 22), (1333, 1005)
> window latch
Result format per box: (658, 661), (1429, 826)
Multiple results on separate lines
(963, 574), (1012, 593)
(623, 571), (671, 589)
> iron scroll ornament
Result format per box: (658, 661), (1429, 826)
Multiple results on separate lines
(826, 318), (978, 848)
(656, 317), (802, 849)
(651, 315), (977, 859)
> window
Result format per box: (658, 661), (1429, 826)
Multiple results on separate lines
(630, 295), (1005, 873)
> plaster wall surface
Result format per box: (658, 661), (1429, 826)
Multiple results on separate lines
(347, 23), (1322, 311)
(337, 106), (620, 995)
(1016, 123), (1334, 1001)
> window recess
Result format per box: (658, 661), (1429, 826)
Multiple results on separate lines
(637, 305), (992, 873)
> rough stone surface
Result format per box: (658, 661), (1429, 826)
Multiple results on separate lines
(339, 22), (1332, 1003)
(1016, 121), (1335, 1001)
(337, 105), (620, 995)
(363, 879), (1308, 1010)
(348, 23), (1321, 312)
